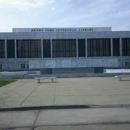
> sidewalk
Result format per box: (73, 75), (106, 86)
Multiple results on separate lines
(0, 107), (130, 129)
(0, 77), (130, 108)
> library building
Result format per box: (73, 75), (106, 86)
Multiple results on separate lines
(0, 27), (130, 74)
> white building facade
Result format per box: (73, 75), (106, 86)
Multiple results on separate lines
(0, 27), (130, 74)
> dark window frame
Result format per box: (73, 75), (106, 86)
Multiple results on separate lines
(0, 64), (2, 69)
(17, 40), (41, 58)
(20, 64), (25, 69)
(122, 38), (130, 56)
(113, 38), (120, 56)
(7, 40), (15, 58)
(0, 40), (5, 58)
(78, 39), (86, 57)
(43, 39), (51, 58)
(87, 39), (111, 57)
(52, 39), (76, 57)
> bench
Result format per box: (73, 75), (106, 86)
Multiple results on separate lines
(34, 77), (57, 83)
(115, 75), (130, 81)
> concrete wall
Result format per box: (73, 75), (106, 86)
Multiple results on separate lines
(29, 58), (119, 69)
(0, 31), (130, 40)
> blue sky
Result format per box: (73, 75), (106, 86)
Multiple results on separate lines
(0, 0), (130, 32)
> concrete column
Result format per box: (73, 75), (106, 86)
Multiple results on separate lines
(51, 39), (52, 59)
(41, 39), (43, 58)
(5, 39), (8, 70)
(86, 38), (88, 57)
(111, 38), (113, 57)
(119, 38), (123, 67)
(76, 39), (78, 58)
(14, 39), (17, 69)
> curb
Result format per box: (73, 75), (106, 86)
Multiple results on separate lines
(0, 104), (130, 112)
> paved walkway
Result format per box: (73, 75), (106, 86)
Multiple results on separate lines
(0, 107), (130, 129)
(0, 77), (130, 108)
(0, 77), (130, 129)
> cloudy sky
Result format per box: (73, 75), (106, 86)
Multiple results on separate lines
(0, 0), (130, 32)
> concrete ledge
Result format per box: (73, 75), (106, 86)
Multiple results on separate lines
(1, 73), (130, 79)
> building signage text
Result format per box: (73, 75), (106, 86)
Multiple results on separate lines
(31, 28), (94, 32)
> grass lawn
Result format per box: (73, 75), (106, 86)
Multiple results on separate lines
(0, 80), (16, 87)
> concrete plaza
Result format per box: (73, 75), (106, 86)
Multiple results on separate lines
(0, 77), (130, 108)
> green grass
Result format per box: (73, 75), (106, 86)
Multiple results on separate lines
(0, 80), (16, 87)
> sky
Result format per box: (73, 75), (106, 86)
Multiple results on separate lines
(0, 0), (130, 32)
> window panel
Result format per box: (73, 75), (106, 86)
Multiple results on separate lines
(52, 39), (76, 57)
(72, 52), (76, 57)
(65, 42), (70, 51)
(100, 51), (103, 56)
(31, 41), (35, 51)
(37, 40), (41, 51)
(113, 38), (120, 56)
(0, 64), (2, 69)
(20, 64), (25, 69)
(17, 40), (41, 58)
(87, 40), (90, 51)
(0, 40), (5, 58)
(87, 39), (110, 57)
(24, 41), (28, 51)
(122, 38), (130, 56)
(78, 39), (85, 57)
(43, 40), (51, 58)
(66, 52), (69, 57)
(25, 52), (28, 58)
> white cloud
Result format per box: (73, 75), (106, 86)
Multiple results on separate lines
(0, 0), (56, 11)
(51, 7), (55, 10)
(116, 10), (130, 18)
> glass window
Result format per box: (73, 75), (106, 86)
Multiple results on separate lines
(43, 40), (51, 58)
(78, 39), (85, 57)
(0, 64), (2, 69)
(17, 40), (41, 58)
(125, 62), (129, 67)
(122, 38), (130, 56)
(52, 39), (76, 57)
(7, 40), (15, 58)
(87, 39), (111, 57)
(0, 40), (5, 58)
(27, 64), (29, 69)
(113, 38), (120, 56)
(20, 64), (25, 69)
